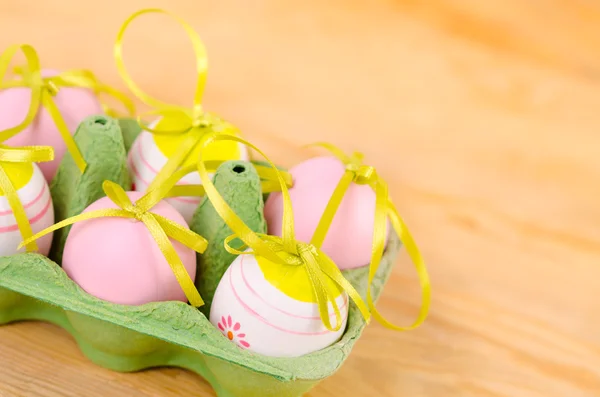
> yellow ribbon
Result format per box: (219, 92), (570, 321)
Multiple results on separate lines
(309, 143), (431, 331)
(164, 161), (293, 199)
(0, 45), (135, 173)
(11, 66), (136, 119)
(183, 132), (371, 332)
(115, 8), (234, 192)
(0, 144), (54, 252)
(19, 179), (208, 307)
(115, 9), (294, 196)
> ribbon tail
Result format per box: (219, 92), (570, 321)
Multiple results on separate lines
(369, 200), (431, 331)
(152, 213), (208, 253)
(365, 180), (391, 320)
(42, 94), (87, 173)
(302, 251), (342, 332)
(0, 166), (37, 252)
(319, 256), (371, 325)
(18, 208), (132, 250)
(141, 214), (204, 307)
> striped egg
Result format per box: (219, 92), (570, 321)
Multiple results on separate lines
(128, 118), (249, 222)
(210, 250), (348, 357)
(0, 162), (54, 256)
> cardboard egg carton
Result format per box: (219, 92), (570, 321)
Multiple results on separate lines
(0, 115), (402, 397)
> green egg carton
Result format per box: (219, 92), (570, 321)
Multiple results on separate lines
(0, 116), (403, 397)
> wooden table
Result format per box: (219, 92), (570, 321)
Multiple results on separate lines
(0, 0), (599, 396)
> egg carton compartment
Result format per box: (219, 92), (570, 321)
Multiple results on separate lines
(0, 115), (403, 397)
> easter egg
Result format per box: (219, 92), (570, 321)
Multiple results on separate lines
(62, 191), (196, 306)
(210, 251), (348, 357)
(128, 117), (249, 223)
(0, 69), (103, 181)
(0, 162), (54, 256)
(264, 156), (387, 270)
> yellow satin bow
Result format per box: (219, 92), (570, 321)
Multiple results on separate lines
(0, 44), (135, 174)
(0, 144), (54, 252)
(115, 9), (232, 192)
(310, 143), (431, 330)
(183, 132), (371, 332)
(115, 8), (293, 195)
(19, 179), (208, 307)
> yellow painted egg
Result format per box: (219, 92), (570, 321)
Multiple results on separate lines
(128, 117), (249, 222)
(210, 250), (348, 357)
(0, 162), (54, 256)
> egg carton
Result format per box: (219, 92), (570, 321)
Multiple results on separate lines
(0, 115), (402, 397)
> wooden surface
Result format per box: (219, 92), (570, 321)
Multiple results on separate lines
(0, 0), (599, 396)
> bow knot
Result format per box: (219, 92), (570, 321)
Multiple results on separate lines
(344, 152), (377, 185)
(129, 205), (146, 221)
(190, 104), (207, 128)
(191, 115), (212, 130)
(42, 79), (60, 96)
(296, 241), (319, 262)
(353, 164), (377, 185)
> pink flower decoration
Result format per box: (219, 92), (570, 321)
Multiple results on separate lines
(217, 315), (250, 349)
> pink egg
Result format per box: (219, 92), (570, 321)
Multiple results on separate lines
(62, 191), (197, 306)
(0, 70), (103, 181)
(264, 156), (387, 270)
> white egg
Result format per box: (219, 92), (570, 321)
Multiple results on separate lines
(210, 251), (349, 357)
(128, 118), (249, 222)
(0, 162), (54, 256)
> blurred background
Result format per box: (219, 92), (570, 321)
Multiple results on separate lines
(0, 0), (598, 396)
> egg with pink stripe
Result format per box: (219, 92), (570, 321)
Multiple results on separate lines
(210, 251), (348, 357)
(128, 118), (249, 223)
(0, 163), (54, 256)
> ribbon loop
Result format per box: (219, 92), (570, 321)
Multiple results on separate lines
(115, 9), (250, 192)
(0, 43), (136, 173)
(311, 143), (431, 331)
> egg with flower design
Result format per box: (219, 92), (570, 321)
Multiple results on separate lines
(128, 117), (249, 222)
(210, 249), (348, 357)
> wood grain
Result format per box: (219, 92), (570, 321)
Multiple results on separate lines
(0, 0), (599, 396)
